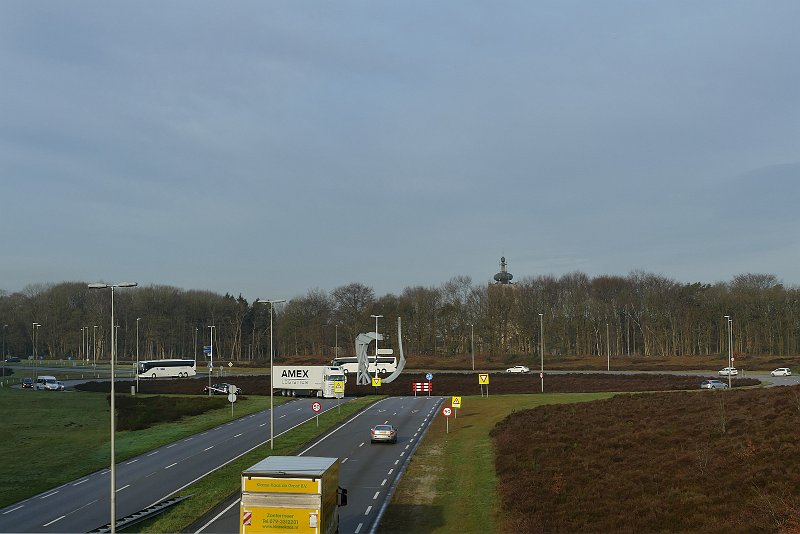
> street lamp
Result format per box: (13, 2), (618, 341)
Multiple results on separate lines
(88, 281), (137, 534)
(207, 325), (216, 395)
(539, 313), (544, 393)
(470, 324), (475, 371)
(2, 324), (7, 359)
(93, 325), (98, 375)
(371, 314), (383, 380)
(334, 324), (339, 359)
(32, 323), (42, 382)
(136, 318), (142, 392)
(257, 299), (286, 450)
(606, 323), (610, 372)
(724, 315), (733, 389)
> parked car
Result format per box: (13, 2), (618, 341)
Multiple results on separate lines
(718, 367), (738, 376)
(506, 365), (530, 373)
(35, 375), (61, 390)
(370, 424), (398, 444)
(55, 381), (66, 391)
(771, 368), (792, 377)
(203, 383), (242, 395)
(4, 356), (21, 362)
(701, 379), (728, 389)
(21, 378), (34, 389)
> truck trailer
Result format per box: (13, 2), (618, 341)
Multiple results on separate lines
(240, 456), (347, 534)
(272, 365), (346, 398)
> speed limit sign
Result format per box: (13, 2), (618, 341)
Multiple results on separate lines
(442, 407), (452, 417)
(312, 402), (322, 413)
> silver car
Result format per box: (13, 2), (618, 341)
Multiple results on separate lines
(701, 379), (728, 389)
(370, 424), (398, 444)
(771, 368), (791, 377)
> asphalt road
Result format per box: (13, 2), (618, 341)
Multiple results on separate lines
(193, 395), (444, 534)
(0, 397), (358, 533)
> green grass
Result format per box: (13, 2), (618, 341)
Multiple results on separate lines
(379, 393), (615, 534)
(0, 386), (287, 506)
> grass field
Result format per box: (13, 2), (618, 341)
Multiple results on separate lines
(379, 393), (615, 533)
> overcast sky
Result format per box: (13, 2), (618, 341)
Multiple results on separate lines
(2, 2), (799, 300)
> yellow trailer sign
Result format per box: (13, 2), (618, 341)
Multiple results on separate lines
(243, 477), (320, 494)
(242, 506), (319, 533)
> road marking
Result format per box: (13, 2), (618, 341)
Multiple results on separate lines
(342, 457), (349, 463)
(147, 451), (159, 456)
(365, 506), (372, 515)
(388, 468), (394, 475)
(72, 479), (89, 486)
(43, 515), (65, 527)
(373, 491), (380, 500)
(2, 505), (23, 514)
(126, 459), (138, 465)
(201, 431), (208, 435)
(381, 479), (387, 486)
(400, 451), (406, 457)
(234, 433), (243, 438)
(116, 484), (130, 492)
(393, 412), (397, 415)
(165, 462), (178, 469)
(40, 491), (58, 499)
(280, 414), (287, 418)
(394, 459), (399, 465)
(166, 443), (176, 448)
(405, 444), (410, 449)
(259, 423), (266, 427)
(184, 437), (193, 441)
(204, 446), (214, 451)
(355, 523), (363, 533)
(359, 442), (365, 447)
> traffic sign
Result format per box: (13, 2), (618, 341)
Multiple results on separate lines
(442, 407), (452, 417)
(228, 362), (233, 367)
(425, 372), (433, 381)
(372, 377), (382, 387)
(242, 510), (252, 526)
(334, 381), (345, 393)
(228, 392), (237, 403)
(312, 402), (322, 413)
(478, 373), (489, 385)
(203, 345), (212, 354)
(451, 396), (462, 408)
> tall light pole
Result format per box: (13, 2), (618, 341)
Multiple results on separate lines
(3, 324), (8, 359)
(539, 313), (544, 393)
(136, 318), (142, 392)
(32, 323), (42, 382)
(724, 315), (733, 389)
(207, 325), (215, 395)
(371, 314), (383, 379)
(257, 299), (286, 450)
(335, 324), (339, 359)
(194, 327), (198, 363)
(88, 282), (137, 534)
(606, 323), (610, 371)
(470, 324), (475, 371)
(93, 325), (98, 375)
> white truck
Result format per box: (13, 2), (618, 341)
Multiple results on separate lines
(272, 365), (346, 398)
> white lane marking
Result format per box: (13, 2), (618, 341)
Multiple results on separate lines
(234, 433), (243, 438)
(165, 462), (178, 469)
(126, 459), (138, 465)
(280, 414), (287, 418)
(184, 437), (193, 441)
(394, 459), (399, 465)
(405, 444), (410, 449)
(359, 442), (365, 447)
(365, 505), (372, 515)
(147, 450), (159, 456)
(342, 457), (349, 463)
(2, 505), (23, 514)
(388, 468), (394, 475)
(166, 443), (176, 448)
(384, 420), (389, 424)
(373, 491), (380, 500)
(116, 484), (130, 492)
(204, 446), (214, 451)
(40, 491), (58, 499)
(259, 423), (266, 427)
(400, 451), (406, 457)
(72, 479), (89, 486)
(43, 515), (66, 527)
(201, 431), (208, 436)
(393, 412), (397, 415)
(355, 523), (363, 533)
(381, 479), (387, 486)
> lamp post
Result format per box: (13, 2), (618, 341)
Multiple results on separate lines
(257, 299), (286, 450)
(335, 324), (339, 359)
(93, 325), (98, 376)
(470, 324), (475, 371)
(539, 313), (544, 393)
(606, 323), (610, 372)
(194, 327), (198, 363)
(88, 282), (137, 534)
(371, 314), (383, 380)
(3, 324), (7, 359)
(32, 323), (42, 383)
(136, 318), (141, 392)
(724, 315), (733, 389)
(207, 325), (215, 395)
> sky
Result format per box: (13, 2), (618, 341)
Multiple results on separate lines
(2, 1), (799, 301)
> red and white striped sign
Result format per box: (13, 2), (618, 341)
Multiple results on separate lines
(243, 510), (252, 526)
(412, 382), (432, 392)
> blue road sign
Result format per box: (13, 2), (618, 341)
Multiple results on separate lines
(203, 346), (212, 354)
(426, 372), (433, 381)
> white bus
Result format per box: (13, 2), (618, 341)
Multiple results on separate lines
(331, 356), (397, 375)
(136, 359), (197, 378)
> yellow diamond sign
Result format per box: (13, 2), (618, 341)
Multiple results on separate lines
(372, 377), (382, 387)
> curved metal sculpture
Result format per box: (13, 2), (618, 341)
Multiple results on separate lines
(354, 317), (407, 385)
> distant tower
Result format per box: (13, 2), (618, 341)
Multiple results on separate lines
(493, 256), (514, 284)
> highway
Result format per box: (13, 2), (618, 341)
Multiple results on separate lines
(194, 395), (444, 534)
(0, 397), (359, 533)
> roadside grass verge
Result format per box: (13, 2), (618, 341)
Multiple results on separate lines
(0, 387), (285, 506)
(379, 393), (615, 534)
(131, 396), (379, 533)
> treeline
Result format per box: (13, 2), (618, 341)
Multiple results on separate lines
(1, 271), (798, 362)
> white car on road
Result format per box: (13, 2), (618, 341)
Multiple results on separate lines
(506, 365), (530, 373)
(771, 367), (792, 377)
(718, 367), (738, 376)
